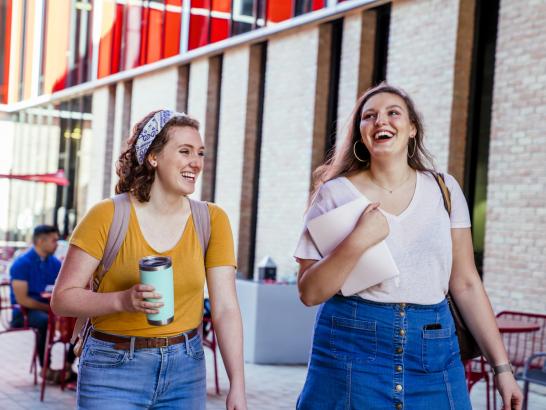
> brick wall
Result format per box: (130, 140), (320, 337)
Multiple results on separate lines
(336, 8), (377, 145)
(483, 0), (546, 314)
(387, 0), (461, 171)
(130, 68), (178, 126)
(255, 27), (320, 280)
(215, 47), (251, 253)
(187, 58), (210, 200)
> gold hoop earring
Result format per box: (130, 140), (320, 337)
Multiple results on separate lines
(408, 138), (417, 159)
(353, 141), (367, 163)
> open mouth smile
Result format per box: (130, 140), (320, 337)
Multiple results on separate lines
(374, 130), (395, 141)
(181, 171), (196, 182)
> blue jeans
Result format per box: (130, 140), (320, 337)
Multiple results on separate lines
(77, 332), (206, 409)
(297, 295), (472, 410)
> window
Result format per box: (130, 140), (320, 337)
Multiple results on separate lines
(464, 0), (500, 275)
(232, 0), (255, 35)
(294, 0), (325, 16)
(67, 1), (93, 87)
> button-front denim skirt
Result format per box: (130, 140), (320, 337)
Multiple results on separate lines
(297, 295), (472, 410)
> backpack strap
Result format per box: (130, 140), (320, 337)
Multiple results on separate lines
(94, 193), (131, 290)
(433, 172), (452, 215)
(71, 192), (131, 344)
(188, 198), (211, 258)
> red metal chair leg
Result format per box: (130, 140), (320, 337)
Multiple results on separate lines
(212, 335), (220, 395)
(30, 329), (39, 385)
(40, 318), (55, 402)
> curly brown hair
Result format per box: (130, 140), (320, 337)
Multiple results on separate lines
(115, 110), (200, 202)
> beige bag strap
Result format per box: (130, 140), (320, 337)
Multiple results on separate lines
(71, 193), (131, 343)
(188, 199), (211, 258)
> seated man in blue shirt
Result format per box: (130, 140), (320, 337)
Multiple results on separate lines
(10, 225), (68, 378)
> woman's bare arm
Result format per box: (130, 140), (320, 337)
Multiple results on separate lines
(297, 203), (388, 306)
(450, 228), (522, 410)
(51, 245), (163, 318)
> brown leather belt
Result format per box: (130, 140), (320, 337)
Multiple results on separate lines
(90, 329), (198, 350)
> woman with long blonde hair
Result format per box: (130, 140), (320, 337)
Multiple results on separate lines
(294, 83), (522, 410)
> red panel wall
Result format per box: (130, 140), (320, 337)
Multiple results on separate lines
(145, 6), (164, 63)
(164, 0), (182, 58)
(43, 0), (70, 92)
(312, 0), (325, 11)
(267, 0), (292, 23)
(110, 4), (124, 73)
(189, 1), (211, 50)
(210, 0), (230, 43)
(97, 1), (116, 78)
(1, 0), (12, 103)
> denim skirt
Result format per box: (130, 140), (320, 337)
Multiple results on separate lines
(297, 295), (472, 410)
(77, 332), (206, 410)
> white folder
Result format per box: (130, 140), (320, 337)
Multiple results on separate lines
(306, 198), (400, 296)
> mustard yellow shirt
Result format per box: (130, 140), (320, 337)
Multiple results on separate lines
(70, 198), (236, 337)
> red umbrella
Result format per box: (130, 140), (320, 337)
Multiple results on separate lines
(0, 169), (70, 186)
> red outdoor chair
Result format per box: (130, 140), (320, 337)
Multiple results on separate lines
(0, 281), (39, 384)
(492, 311), (546, 409)
(496, 311), (546, 373)
(465, 357), (492, 410)
(40, 313), (76, 401)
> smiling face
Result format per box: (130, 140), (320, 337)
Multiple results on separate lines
(359, 92), (416, 161)
(148, 126), (204, 196)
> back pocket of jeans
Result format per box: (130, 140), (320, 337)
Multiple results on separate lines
(330, 316), (377, 362)
(422, 327), (456, 372)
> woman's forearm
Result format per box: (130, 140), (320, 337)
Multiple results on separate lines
(212, 306), (245, 387)
(51, 287), (124, 318)
(298, 232), (376, 306)
(451, 281), (510, 366)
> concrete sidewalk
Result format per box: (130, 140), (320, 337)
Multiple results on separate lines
(0, 329), (545, 409)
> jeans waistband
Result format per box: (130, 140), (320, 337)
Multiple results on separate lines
(90, 328), (198, 350)
(333, 294), (448, 310)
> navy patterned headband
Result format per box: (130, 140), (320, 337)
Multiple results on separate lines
(135, 110), (186, 165)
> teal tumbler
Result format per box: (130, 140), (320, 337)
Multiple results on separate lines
(139, 256), (174, 326)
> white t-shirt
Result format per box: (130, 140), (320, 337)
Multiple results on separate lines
(294, 171), (471, 305)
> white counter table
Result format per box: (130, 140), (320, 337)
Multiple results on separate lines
(236, 279), (319, 364)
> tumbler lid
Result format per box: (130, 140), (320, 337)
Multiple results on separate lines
(139, 256), (172, 271)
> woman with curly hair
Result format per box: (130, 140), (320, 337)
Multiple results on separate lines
(294, 83), (522, 410)
(51, 110), (247, 410)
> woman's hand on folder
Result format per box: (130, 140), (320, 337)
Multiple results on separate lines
(352, 202), (389, 251)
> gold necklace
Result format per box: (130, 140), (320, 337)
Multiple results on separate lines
(369, 171), (412, 194)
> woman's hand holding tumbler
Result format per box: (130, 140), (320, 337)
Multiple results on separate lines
(119, 284), (164, 314)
